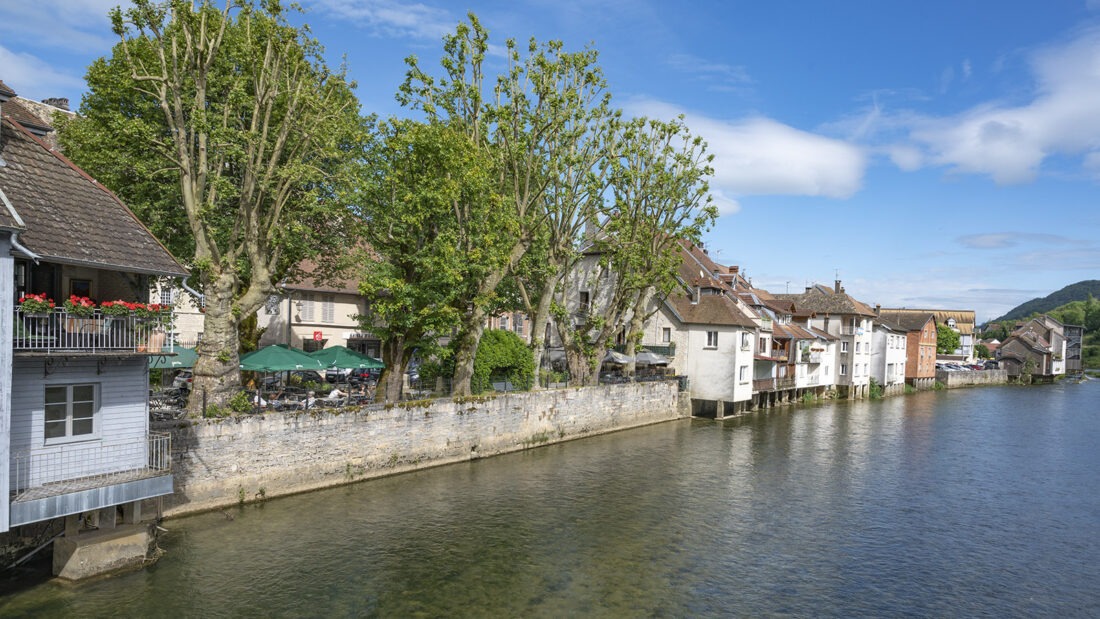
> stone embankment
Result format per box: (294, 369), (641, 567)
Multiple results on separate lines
(155, 381), (688, 517)
(936, 369), (1008, 388)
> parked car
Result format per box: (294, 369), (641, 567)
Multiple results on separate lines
(172, 370), (193, 390)
(325, 367), (351, 383)
(347, 367), (382, 385)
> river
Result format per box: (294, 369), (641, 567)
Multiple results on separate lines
(3, 381), (1099, 617)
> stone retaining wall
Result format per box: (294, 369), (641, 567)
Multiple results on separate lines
(156, 382), (687, 517)
(936, 369), (1008, 388)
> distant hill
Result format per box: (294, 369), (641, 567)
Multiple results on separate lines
(995, 280), (1100, 322)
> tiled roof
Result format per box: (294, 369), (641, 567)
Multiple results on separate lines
(773, 283), (877, 317)
(875, 309), (937, 332)
(0, 117), (187, 277)
(2, 98), (52, 134)
(284, 258), (363, 295)
(665, 293), (758, 329)
(0, 80), (15, 98)
(886, 308), (975, 334)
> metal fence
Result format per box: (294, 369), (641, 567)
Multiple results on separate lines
(14, 308), (175, 354)
(11, 432), (172, 501)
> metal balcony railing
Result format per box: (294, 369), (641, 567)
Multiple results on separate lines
(11, 432), (172, 502)
(14, 308), (175, 354)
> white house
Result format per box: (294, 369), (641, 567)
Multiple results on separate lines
(871, 321), (908, 394)
(1, 82), (188, 578)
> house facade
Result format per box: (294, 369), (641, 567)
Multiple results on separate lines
(870, 322), (908, 394)
(999, 315), (1068, 381)
(875, 309), (938, 389)
(1, 82), (187, 577)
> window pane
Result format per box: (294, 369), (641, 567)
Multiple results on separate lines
(45, 386), (67, 404)
(45, 404), (67, 423)
(45, 420), (67, 439)
(73, 384), (95, 402)
(72, 401), (95, 421)
(72, 418), (94, 436)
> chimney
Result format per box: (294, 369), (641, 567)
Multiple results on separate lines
(42, 97), (69, 111)
(834, 279), (842, 293)
(875, 304), (881, 316)
(691, 286), (700, 305)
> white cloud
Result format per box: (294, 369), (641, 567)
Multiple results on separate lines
(957, 232), (1083, 249)
(0, 46), (86, 100)
(626, 98), (866, 202)
(311, 0), (456, 40)
(0, 0), (121, 54)
(902, 25), (1100, 184)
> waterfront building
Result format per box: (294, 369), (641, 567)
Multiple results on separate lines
(870, 321), (908, 394)
(875, 309), (938, 389)
(0, 81), (187, 577)
(999, 315), (1069, 381)
(774, 281), (877, 398)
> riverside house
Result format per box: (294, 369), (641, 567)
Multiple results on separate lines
(874, 309), (938, 389)
(0, 82), (187, 578)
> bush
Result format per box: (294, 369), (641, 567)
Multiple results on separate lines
(472, 329), (534, 394)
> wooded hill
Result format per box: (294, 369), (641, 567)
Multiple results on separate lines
(993, 280), (1100, 322)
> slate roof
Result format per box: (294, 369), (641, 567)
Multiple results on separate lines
(0, 115), (187, 277)
(885, 308), (975, 335)
(284, 258), (362, 295)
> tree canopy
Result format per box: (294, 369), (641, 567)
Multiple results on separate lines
(59, 0), (364, 409)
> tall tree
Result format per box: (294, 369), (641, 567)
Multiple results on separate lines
(58, 0), (363, 411)
(355, 119), (511, 402)
(937, 324), (961, 355)
(557, 116), (716, 385)
(399, 14), (608, 396)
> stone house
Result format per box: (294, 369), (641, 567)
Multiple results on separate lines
(999, 315), (1067, 381)
(0, 82), (188, 578)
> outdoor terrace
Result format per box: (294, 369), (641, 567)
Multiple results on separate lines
(14, 308), (176, 355)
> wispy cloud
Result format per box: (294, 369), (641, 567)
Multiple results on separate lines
(626, 98), (866, 203)
(0, 46), (86, 101)
(666, 53), (752, 94)
(899, 25), (1100, 184)
(957, 232), (1086, 249)
(0, 0), (121, 54)
(311, 0), (457, 41)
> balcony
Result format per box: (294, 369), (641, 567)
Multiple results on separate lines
(753, 377), (796, 392)
(14, 308), (174, 355)
(798, 351), (822, 364)
(10, 433), (173, 526)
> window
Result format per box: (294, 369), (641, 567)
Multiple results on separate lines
(321, 295), (335, 324)
(500, 315), (509, 331)
(759, 337), (767, 352)
(160, 286), (175, 306)
(45, 384), (97, 441)
(301, 294), (315, 322)
(515, 314), (524, 336)
(841, 341), (849, 353)
(840, 364), (848, 376)
(264, 294), (281, 315)
(739, 365), (749, 383)
(864, 363), (869, 375)
(741, 332), (751, 350)
(706, 331), (718, 348)
(855, 341), (861, 353)
(579, 291), (590, 314)
(662, 327), (671, 343)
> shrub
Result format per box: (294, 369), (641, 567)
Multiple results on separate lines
(472, 329), (534, 394)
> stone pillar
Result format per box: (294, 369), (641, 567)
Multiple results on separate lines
(122, 501), (142, 525)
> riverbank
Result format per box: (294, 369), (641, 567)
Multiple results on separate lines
(154, 381), (688, 518)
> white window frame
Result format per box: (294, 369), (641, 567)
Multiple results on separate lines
(44, 383), (99, 444)
(321, 294), (335, 324)
(840, 364), (848, 376)
(739, 365), (749, 383)
(741, 332), (751, 351)
(706, 331), (718, 349)
(841, 341), (849, 353)
(662, 327), (671, 343)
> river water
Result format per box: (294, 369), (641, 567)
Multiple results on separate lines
(3, 381), (1100, 617)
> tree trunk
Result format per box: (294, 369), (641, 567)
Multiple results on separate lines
(380, 336), (409, 403)
(187, 273), (241, 416)
(621, 288), (653, 378)
(451, 305), (488, 397)
(528, 275), (559, 389)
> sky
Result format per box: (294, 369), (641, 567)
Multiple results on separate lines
(2, 0), (1100, 322)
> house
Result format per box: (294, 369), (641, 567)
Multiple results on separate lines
(999, 315), (1068, 381)
(0, 82), (187, 578)
(870, 321), (908, 394)
(875, 309), (938, 389)
(774, 281), (877, 398)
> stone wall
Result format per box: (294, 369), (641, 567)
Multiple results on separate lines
(936, 369), (1008, 388)
(156, 382), (687, 517)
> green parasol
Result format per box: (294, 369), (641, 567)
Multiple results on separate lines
(149, 346), (198, 369)
(240, 344), (325, 372)
(309, 345), (385, 369)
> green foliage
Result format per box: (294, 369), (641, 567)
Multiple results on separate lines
(994, 280), (1100, 322)
(228, 391), (252, 414)
(471, 329), (535, 394)
(936, 324), (961, 355)
(868, 377), (883, 399)
(975, 343), (991, 359)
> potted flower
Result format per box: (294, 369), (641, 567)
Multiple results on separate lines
(100, 300), (138, 317)
(19, 292), (55, 316)
(64, 295), (97, 317)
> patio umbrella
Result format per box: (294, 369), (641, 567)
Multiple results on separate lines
(149, 346), (198, 369)
(635, 349), (669, 366)
(309, 345), (384, 369)
(603, 349), (632, 365)
(239, 344), (324, 372)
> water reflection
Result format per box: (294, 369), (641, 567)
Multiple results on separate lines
(3, 382), (1100, 616)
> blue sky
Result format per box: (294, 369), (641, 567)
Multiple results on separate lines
(3, 0), (1100, 322)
